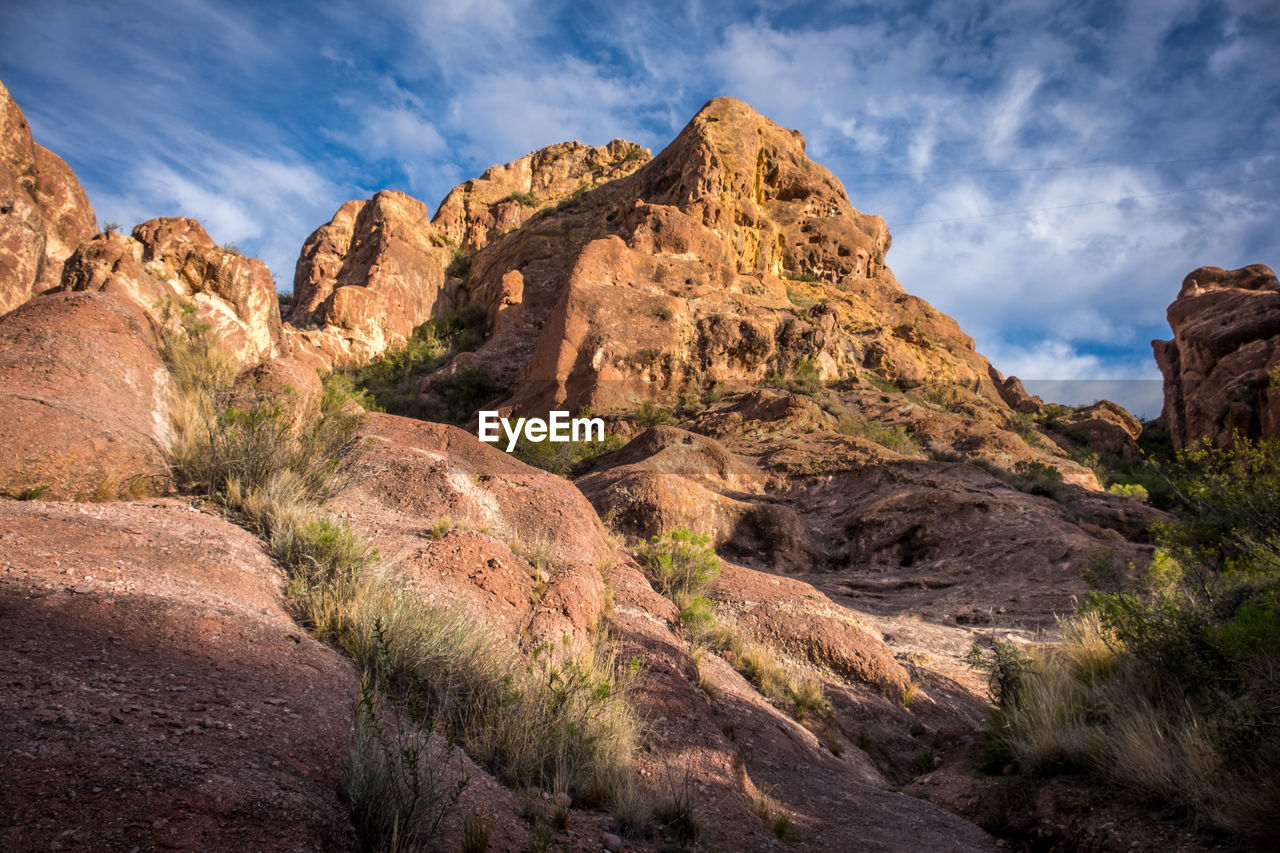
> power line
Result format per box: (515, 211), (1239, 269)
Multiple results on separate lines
(847, 152), (1280, 179)
(895, 173), (1280, 227)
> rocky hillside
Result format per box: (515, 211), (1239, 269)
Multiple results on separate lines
(0, 77), (1259, 852)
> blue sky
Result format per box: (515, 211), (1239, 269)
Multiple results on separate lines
(3, 0), (1277, 416)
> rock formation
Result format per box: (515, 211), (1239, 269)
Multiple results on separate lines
(1153, 264), (1280, 448)
(0, 75), (1196, 850)
(0, 292), (172, 501)
(0, 80), (97, 315)
(59, 217), (283, 365)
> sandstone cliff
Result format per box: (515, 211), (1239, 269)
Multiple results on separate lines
(1153, 263), (1280, 448)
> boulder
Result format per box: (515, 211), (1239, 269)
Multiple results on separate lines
(0, 499), (358, 852)
(60, 218), (283, 365)
(0, 292), (172, 501)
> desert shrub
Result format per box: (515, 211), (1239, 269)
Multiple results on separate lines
(510, 432), (624, 478)
(978, 437), (1280, 844)
(497, 190), (538, 207)
(835, 413), (920, 455)
(1107, 482), (1149, 501)
(348, 306), (491, 423)
(1036, 403), (1074, 430)
(636, 529), (721, 603)
(786, 288), (820, 309)
(863, 373), (900, 394)
(446, 249), (472, 278)
(765, 357), (823, 395)
(633, 400), (672, 428)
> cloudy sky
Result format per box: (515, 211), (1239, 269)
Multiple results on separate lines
(3, 0), (1277, 415)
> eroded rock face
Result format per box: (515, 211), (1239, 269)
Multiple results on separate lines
(432, 139), (649, 251)
(287, 191), (452, 364)
(417, 97), (1005, 417)
(0, 499), (359, 852)
(1153, 264), (1280, 448)
(0, 80), (97, 315)
(0, 292), (172, 501)
(60, 218), (283, 365)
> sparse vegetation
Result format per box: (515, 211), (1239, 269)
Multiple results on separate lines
(634, 399), (673, 428)
(497, 190), (539, 207)
(511, 431), (625, 478)
(786, 288), (821, 309)
(765, 357), (823, 395)
(835, 412), (921, 455)
(160, 314), (640, 845)
(346, 305), (492, 423)
(973, 436), (1280, 846)
(446, 248), (472, 278)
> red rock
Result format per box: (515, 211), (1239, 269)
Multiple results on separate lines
(60, 217), (283, 365)
(1153, 264), (1280, 448)
(0, 292), (172, 501)
(0, 80), (96, 315)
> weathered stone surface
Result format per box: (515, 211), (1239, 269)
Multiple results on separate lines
(1153, 264), (1280, 448)
(0, 499), (359, 852)
(287, 191), (452, 364)
(410, 97), (1006, 418)
(60, 218), (283, 365)
(1057, 399), (1142, 458)
(0, 80), (96, 315)
(0, 292), (172, 501)
(432, 139), (649, 251)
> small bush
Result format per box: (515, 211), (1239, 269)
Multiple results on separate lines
(447, 249), (472, 278)
(633, 400), (672, 428)
(1107, 482), (1149, 502)
(786, 288), (820, 309)
(497, 191), (539, 207)
(636, 529), (721, 603)
(510, 432), (624, 478)
(765, 358), (823, 396)
(835, 413), (920, 455)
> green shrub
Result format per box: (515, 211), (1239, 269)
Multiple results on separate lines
(786, 288), (820, 309)
(978, 437), (1280, 844)
(497, 190), (538, 207)
(636, 529), (721, 603)
(446, 249), (472, 278)
(765, 357), (823, 395)
(1107, 482), (1149, 502)
(835, 413), (920, 455)
(347, 306), (491, 423)
(633, 400), (672, 428)
(510, 432), (624, 478)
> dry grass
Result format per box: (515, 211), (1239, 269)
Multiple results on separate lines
(160, 318), (641, 844)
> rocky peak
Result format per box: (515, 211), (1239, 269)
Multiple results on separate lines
(433, 97), (995, 417)
(432, 138), (649, 251)
(0, 80), (97, 315)
(1154, 263), (1280, 448)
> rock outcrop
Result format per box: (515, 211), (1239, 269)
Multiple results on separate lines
(443, 97), (1000, 416)
(0, 292), (172, 501)
(287, 191), (452, 363)
(1153, 264), (1280, 448)
(0, 499), (359, 851)
(432, 139), (649, 251)
(0, 80), (97, 315)
(60, 218), (283, 365)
